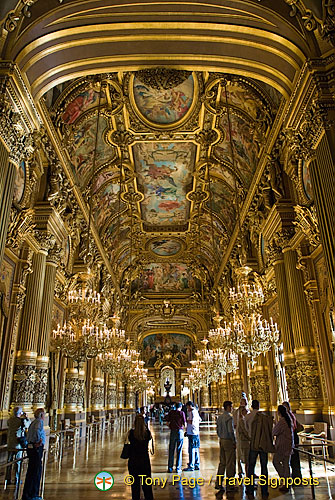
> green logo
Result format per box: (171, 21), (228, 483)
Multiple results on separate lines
(94, 471), (114, 491)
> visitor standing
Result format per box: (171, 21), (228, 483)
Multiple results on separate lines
(246, 400), (274, 500)
(166, 402), (186, 473)
(233, 394), (249, 477)
(282, 401), (302, 479)
(128, 414), (154, 500)
(236, 407), (250, 477)
(215, 400), (236, 495)
(183, 401), (201, 471)
(158, 404), (164, 426)
(22, 408), (46, 500)
(272, 405), (294, 493)
(6, 407), (30, 486)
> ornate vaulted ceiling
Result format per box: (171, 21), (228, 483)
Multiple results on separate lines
(43, 69), (282, 306)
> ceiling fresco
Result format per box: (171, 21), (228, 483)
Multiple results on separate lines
(44, 69), (280, 301)
(132, 73), (195, 126)
(133, 142), (195, 229)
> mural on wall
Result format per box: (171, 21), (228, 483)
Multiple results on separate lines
(92, 170), (118, 195)
(13, 160), (26, 204)
(62, 88), (104, 124)
(133, 75), (194, 124)
(220, 84), (263, 121)
(302, 161), (313, 200)
(69, 115), (115, 185)
(92, 182), (120, 229)
(208, 177), (235, 231)
(132, 263), (199, 292)
(134, 142), (195, 226)
(214, 113), (258, 186)
(0, 256), (15, 309)
(149, 238), (182, 256)
(142, 333), (192, 367)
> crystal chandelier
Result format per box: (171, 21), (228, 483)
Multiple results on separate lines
(229, 266), (264, 316)
(52, 319), (107, 366)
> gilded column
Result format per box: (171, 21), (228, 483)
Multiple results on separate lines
(11, 235), (54, 411)
(267, 240), (299, 409)
(118, 381), (124, 409)
(0, 159), (16, 265)
(309, 136), (335, 296)
(64, 360), (79, 413)
(91, 364), (104, 412)
(211, 382), (218, 408)
(107, 377), (117, 410)
(250, 355), (270, 411)
(201, 385), (209, 408)
(33, 246), (60, 407)
(126, 384), (135, 409)
(283, 248), (322, 413)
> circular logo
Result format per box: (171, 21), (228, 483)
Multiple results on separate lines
(94, 471), (114, 491)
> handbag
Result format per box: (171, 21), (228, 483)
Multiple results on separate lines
(150, 437), (155, 456)
(296, 420), (304, 433)
(120, 432), (131, 459)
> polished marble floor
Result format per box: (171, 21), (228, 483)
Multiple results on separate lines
(1, 421), (334, 499)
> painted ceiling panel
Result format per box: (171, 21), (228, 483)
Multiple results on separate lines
(133, 74), (194, 125)
(133, 142), (195, 228)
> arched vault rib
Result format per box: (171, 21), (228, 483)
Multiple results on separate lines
(9, 1), (311, 99)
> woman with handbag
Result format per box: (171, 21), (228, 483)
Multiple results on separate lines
(283, 401), (303, 480)
(125, 414), (154, 500)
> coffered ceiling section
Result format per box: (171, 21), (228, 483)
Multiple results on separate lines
(44, 69), (281, 289)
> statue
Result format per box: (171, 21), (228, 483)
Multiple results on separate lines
(164, 378), (172, 397)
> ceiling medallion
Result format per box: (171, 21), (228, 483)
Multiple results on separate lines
(147, 237), (183, 257)
(129, 71), (198, 129)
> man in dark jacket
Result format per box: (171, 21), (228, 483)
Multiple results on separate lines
(166, 402), (186, 473)
(246, 400), (274, 500)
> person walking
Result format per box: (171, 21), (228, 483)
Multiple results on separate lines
(272, 405), (294, 493)
(183, 401), (201, 471)
(158, 405), (164, 426)
(22, 408), (46, 500)
(282, 401), (302, 480)
(127, 414), (154, 500)
(6, 407), (30, 487)
(166, 402), (186, 473)
(215, 400), (236, 496)
(246, 400), (274, 500)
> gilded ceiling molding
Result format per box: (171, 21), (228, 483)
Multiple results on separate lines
(284, 0), (334, 46)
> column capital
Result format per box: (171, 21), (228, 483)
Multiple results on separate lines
(262, 200), (296, 249)
(34, 230), (56, 253)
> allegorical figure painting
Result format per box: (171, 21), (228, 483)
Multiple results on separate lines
(133, 75), (194, 124)
(134, 142), (195, 226)
(69, 116), (115, 185)
(62, 87), (103, 124)
(142, 333), (192, 367)
(149, 238), (182, 256)
(132, 263), (200, 292)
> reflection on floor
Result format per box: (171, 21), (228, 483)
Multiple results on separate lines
(3, 421), (335, 499)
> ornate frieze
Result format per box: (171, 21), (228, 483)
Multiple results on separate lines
(285, 364), (300, 401)
(284, 0), (335, 46)
(296, 359), (322, 400)
(33, 367), (48, 405)
(6, 208), (35, 250)
(12, 365), (36, 406)
(293, 205), (320, 247)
